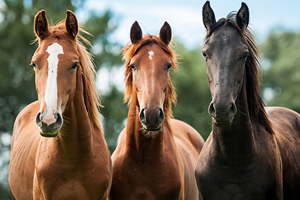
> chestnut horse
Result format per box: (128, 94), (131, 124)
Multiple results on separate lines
(109, 22), (204, 200)
(9, 10), (112, 199)
(196, 2), (300, 200)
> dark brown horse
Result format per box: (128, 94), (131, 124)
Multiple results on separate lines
(9, 10), (112, 199)
(195, 2), (300, 200)
(110, 21), (204, 200)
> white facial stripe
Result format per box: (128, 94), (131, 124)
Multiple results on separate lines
(148, 51), (155, 98)
(43, 43), (64, 125)
(148, 51), (154, 60)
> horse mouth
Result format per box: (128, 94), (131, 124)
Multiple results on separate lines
(142, 124), (162, 132)
(38, 122), (61, 137)
(212, 117), (234, 127)
(141, 124), (162, 138)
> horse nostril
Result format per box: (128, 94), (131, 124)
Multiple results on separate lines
(36, 112), (42, 127)
(139, 109), (146, 124)
(229, 103), (237, 116)
(55, 112), (63, 128)
(208, 102), (216, 117)
(158, 108), (164, 124)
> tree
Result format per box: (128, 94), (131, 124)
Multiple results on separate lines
(261, 30), (300, 112)
(172, 41), (212, 139)
(81, 12), (126, 152)
(100, 86), (128, 152)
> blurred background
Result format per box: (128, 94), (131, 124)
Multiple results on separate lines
(1, 0), (300, 198)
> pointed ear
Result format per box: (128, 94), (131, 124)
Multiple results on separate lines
(159, 21), (172, 45)
(34, 10), (49, 39)
(130, 21), (142, 44)
(202, 1), (216, 33)
(65, 10), (78, 40)
(236, 2), (249, 31)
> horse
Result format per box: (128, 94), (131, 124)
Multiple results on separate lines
(8, 10), (112, 199)
(109, 21), (204, 200)
(195, 1), (300, 200)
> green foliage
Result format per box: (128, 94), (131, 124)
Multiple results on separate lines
(100, 86), (127, 152)
(172, 42), (212, 139)
(0, 182), (11, 200)
(261, 30), (300, 112)
(81, 12), (125, 153)
(81, 11), (123, 71)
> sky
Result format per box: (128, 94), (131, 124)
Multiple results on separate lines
(76, 0), (300, 49)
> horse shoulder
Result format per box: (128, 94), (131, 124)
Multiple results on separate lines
(111, 127), (126, 161)
(11, 101), (40, 149)
(9, 101), (40, 199)
(266, 106), (300, 198)
(169, 119), (202, 200)
(266, 106), (300, 144)
(170, 119), (204, 154)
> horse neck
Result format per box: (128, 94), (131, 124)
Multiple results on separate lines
(212, 76), (256, 165)
(125, 94), (167, 158)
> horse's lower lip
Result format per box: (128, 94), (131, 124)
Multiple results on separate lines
(40, 131), (59, 137)
(213, 118), (233, 127)
(143, 125), (162, 131)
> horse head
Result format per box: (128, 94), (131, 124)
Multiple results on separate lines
(32, 10), (80, 137)
(126, 21), (175, 134)
(202, 1), (250, 127)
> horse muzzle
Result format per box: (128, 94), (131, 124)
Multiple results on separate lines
(36, 111), (63, 137)
(208, 101), (237, 127)
(139, 107), (164, 131)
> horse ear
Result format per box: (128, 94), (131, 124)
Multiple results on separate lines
(65, 10), (78, 40)
(34, 10), (49, 39)
(159, 21), (172, 45)
(130, 21), (142, 44)
(202, 1), (216, 33)
(236, 2), (249, 31)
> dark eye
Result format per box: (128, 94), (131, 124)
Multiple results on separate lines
(202, 51), (207, 57)
(71, 62), (78, 70)
(31, 62), (37, 69)
(130, 64), (136, 70)
(166, 63), (172, 70)
(244, 52), (249, 59)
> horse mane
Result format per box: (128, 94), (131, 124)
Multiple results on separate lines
(205, 13), (274, 134)
(38, 22), (103, 132)
(122, 34), (178, 120)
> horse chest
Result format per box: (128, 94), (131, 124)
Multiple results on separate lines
(111, 155), (182, 200)
(196, 155), (283, 200)
(34, 158), (111, 200)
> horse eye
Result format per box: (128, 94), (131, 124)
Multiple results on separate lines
(130, 64), (136, 70)
(31, 62), (37, 69)
(244, 52), (249, 59)
(166, 63), (172, 70)
(71, 62), (78, 70)
(202, 51), (207, 57)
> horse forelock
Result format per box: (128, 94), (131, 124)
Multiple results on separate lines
(34, 21), (103, 133)
(122, 34), (178, 121)
(204, 13), (274, 135)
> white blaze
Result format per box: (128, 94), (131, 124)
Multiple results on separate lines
(43, 43), (64, 125)
(148, 51), (154, 60)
